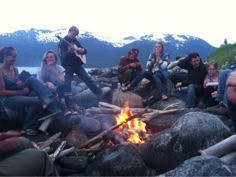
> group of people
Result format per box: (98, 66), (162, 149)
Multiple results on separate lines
(117, 42), (236, 133)
(119, 42), (170, 100)
(118, 42), (219, 107)
(0, 25), (106, 176)
(1, 24), (236, 175)
(0, 26), (104, 136)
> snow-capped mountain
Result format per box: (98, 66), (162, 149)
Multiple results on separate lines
(0, 28), (216, 68)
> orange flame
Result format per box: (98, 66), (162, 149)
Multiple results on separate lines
(116, 102), (147, 144)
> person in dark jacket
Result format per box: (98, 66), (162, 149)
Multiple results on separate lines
(117, 48), (142, 85)
(174, 52), (208, 108)
(58, 26), (102, 112)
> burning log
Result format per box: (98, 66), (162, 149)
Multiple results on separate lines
(86, 107), (120, 114)
(78, 108), (149, 149)
(199, 134), (236, 157)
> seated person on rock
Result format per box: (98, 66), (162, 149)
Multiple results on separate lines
(205, 68), (234, 115)
(173, 52), (208, 108)
(39, 50), (65, 100)
(201, 61), (219, 107)
(0, 130), (55, 176)
(117, 48), (142, 85)
(0, 46), (61, 135)
(122, 42), (170, 101)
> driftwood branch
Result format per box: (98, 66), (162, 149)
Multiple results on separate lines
(38, 132), (62, 149)
(88, 102), (153, 115)
(50, 140), (67, 162)
(142, 108), (185, 122)
(38, 111), (61, 121)
(98, 102), (121, 110)
(57, 140), (105, 158)
(78, 107), (149, 149)
(199, 134), (236, 157)
(86, 107), (120, 114)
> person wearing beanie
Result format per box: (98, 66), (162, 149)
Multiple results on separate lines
(118, 48), (143, 85)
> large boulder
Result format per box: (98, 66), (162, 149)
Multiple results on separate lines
(112, 89), (143, 108)
(73, 87), (112, 108)
(140, 112), (231, 174)
(86, 144), (154, 176)
(161, 155), (236, 176)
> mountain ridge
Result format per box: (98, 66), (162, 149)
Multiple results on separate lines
(0, 28), (217, 68)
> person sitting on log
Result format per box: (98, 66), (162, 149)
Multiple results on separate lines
(122, 42), (170, 101)
(39, 50), (65, 100)
(200, 61), (219, 108)
(117, 48), (143, 86)
(0, 46), (61, 135)
(205, 68), (233, 115)
(172, 52), (208, 108)
(0, 130), (56, 176)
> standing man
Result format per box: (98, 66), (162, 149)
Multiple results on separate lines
(58, 26), (102, 112)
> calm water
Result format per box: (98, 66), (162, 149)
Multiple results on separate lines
(18, 66), (40, 75)
(18, 66), (92, 75)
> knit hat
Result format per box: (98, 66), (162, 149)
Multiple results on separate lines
(128, 48), (139, 57)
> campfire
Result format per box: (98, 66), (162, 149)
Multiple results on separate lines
(115, 102), (149, 144)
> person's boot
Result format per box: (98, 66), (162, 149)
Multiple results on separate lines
(64, 93), (78, 116)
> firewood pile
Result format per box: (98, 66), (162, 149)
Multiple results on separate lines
(32, 101), (185, 176)
(31, 100), (236, 177)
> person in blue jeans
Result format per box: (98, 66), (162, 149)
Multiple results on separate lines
(58, 26), (102, 112)
(122, 42), (170, 100)
(0, 46), (60, 135)
(173, 52), (207, 108)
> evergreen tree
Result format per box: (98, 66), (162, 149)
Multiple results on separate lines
(224, 38), (228, 46)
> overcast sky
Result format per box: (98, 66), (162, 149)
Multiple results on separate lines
(1, 0), (235, 47)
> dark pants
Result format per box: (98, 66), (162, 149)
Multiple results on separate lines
(4, 96), (43, 130)
(186, 84), (204, 107)
(3, 76), (55, 129)
(217, 69), (232, 107)
(174, 84), (204, 108)
(168, 72), (188, 85)
(129, 70), (168, 95)
(203, 86), (218, 106)
(64, 65), (102, 97)
(118, 69), (140, 85)
(23, 76), (53, 99)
